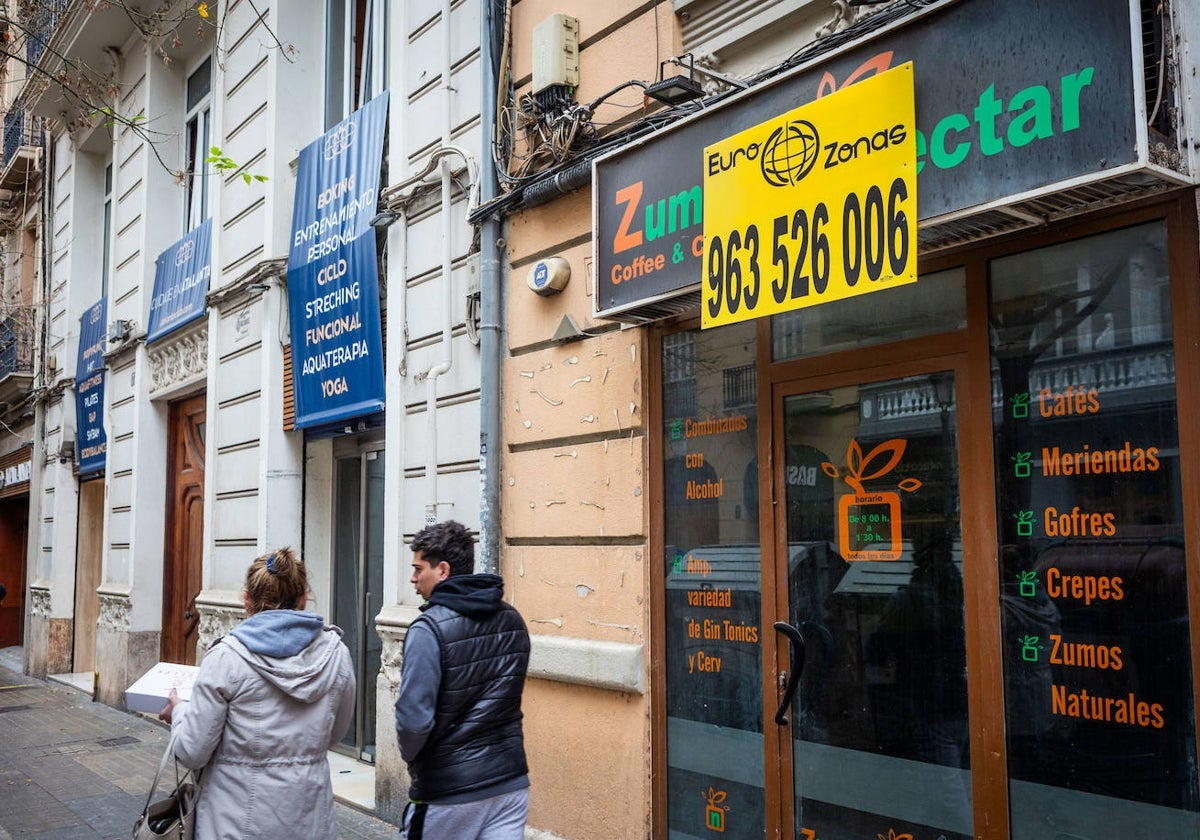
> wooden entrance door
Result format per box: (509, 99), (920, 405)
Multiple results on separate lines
(0, 497), (27, 647)
(161, 394), (206, 665)
(73, 479), (104, 670)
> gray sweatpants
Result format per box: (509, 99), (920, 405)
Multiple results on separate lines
(401, 789), (529, 840)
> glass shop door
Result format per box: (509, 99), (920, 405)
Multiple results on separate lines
(658, 291), (977, 840)
(332, 439), (385, 762)
(773, 366), (973, 840)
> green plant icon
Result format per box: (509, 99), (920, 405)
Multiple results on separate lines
(1017, 570), (1038, 597)
(1014, 510), (1036, 537)
(1012, 451), (1033, 478)
(1010, 392), (1030, 419)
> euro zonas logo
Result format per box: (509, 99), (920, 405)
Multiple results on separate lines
(707, 117), (908, 187)
(705, 120), (820, 186)
(760, 120), (820, 186)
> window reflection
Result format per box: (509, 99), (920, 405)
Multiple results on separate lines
(784, 375), (972, 840)
(989, 221), (1200, 834)
(662, 321), (765, 837)
(772, 267), (966, 361)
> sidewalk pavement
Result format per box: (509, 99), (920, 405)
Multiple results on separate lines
(0, 651), (399, 839)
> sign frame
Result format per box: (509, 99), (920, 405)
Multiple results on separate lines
(593, 0), (1157, 322)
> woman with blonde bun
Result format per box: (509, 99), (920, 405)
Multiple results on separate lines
(159, 547), (355, 839)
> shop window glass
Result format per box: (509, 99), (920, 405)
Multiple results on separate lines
(783, 372), (971, 840)
(772, 266), (965, 361)
(989, 220), (1200, 836)
(661, 320), (763, 836)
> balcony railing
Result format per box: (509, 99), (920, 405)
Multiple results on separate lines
(723, 363), (757, 410)
(2, 110), (44, 173)
(857, 342), (1178, 438)
(0, 307), (35, 381)
(22, 0), (70, 69)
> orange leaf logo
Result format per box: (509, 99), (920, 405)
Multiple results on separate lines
(827, 438), (914, 494)
(703, 787), (728, 809)
(817, 51), (895, 98)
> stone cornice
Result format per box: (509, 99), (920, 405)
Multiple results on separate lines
(207, 257), (287, 313)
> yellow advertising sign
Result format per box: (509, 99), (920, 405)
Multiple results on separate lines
(701, 62), (917, 328)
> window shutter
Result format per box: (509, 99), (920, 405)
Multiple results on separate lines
(282, 344), (295, 432)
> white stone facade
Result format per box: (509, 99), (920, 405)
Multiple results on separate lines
(19, 0), (485, 815)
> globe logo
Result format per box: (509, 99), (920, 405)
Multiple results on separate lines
(760, 120), (820, 187)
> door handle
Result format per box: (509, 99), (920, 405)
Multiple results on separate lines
(184, 591), (202, 623)
(773, 621), (806, 727)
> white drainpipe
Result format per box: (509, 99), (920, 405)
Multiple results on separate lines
(424, 0), (456, 525)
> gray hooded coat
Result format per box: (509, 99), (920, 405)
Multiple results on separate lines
(170, 610), (355, 839)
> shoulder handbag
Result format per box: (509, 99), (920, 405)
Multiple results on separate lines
(133, 736), (201, 839)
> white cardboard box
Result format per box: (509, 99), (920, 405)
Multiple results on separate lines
(124, 661), (200, 714)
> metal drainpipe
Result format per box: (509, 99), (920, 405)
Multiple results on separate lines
(476, 0), (504, 575)
(30, 129), (53, 594)
(423, 0), (455, 527)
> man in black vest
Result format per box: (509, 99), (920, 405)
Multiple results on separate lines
(396, 520), (531, 839)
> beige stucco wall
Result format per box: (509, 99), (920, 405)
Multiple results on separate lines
(500, 5), (689, 835)
(524, 678), (650, 838)
(502, 314), (653, 833)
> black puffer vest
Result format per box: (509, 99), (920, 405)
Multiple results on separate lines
(408, 575), (530, 801)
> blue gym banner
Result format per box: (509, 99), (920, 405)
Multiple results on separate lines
(147, 218), (212, 343)
(75, 297), (108, 476)
(286, 92), (389, 429)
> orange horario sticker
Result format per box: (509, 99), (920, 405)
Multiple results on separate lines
(823, 438), (922, 561)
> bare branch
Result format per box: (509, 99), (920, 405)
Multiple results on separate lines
(3, 0), (291, 181)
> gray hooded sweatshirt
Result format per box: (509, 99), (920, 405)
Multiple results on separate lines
(171, 610), (355, 839)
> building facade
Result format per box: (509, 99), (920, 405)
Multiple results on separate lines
(489, 0), (1200, 837)
(7, 0), (491, 826)
(0, 0), (41, 660)
(10, 0), (1200, 838)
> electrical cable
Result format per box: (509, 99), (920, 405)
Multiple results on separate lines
(482, 0), (941, 216)
(1147, 0), (1167, 128)
(584, 79), (648, 112)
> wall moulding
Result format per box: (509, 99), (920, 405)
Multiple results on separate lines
(97, 589), (132, 631)
(207, 257), (287, 313)
(195, 591), (246, 656)
(148, 325), (208, 397)
(29, 585), (50, 617)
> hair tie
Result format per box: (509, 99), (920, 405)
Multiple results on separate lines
(266, 552), (278, 575)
